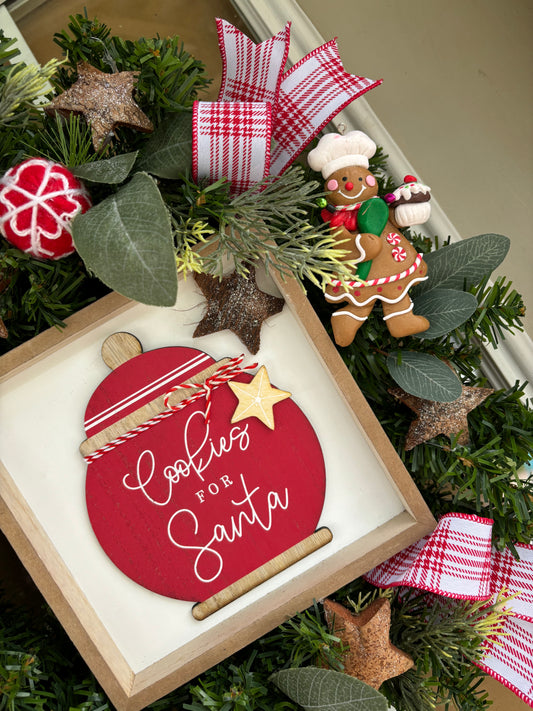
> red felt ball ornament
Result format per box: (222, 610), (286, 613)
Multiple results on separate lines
(0, 158), (91, 259)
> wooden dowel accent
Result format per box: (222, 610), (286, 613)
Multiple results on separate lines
(80, 358), (230, 457)
(192, 527), (333, 621)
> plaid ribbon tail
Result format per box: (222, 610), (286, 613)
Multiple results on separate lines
(216, 18), (290, 115)
(365, 513), (533, 706)
(269, 39), (382, 176)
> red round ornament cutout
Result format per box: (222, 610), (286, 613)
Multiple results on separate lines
(84, 345), (326, 601)
(0, 158), (91, 259)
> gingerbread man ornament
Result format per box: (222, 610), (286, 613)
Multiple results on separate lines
(308, 131), (431, 346)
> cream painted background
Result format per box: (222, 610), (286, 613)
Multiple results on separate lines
(303, 0), (533, 335)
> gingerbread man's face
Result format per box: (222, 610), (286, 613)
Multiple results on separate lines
(324, 165), (379, 207)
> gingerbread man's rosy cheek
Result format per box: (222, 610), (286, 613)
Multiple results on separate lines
(327, 179), (338, 191)
(365, 175), (376, 187)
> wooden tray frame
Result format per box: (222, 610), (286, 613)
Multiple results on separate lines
(0, 273), (435, 710)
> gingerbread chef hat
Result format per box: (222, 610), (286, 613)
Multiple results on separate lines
(308, 130), (377, 178)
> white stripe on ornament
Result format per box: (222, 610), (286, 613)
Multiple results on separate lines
(84, 352), (212, 432)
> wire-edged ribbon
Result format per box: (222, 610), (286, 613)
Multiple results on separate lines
(192, 20), (382, 195)
(84, 355), (256, 464)
(365, 513), (533, 706)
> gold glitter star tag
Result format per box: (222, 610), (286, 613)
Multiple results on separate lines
(46, 62), (153, 151)
(229, 366), (291, 430)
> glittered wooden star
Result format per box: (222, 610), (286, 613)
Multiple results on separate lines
(323, 598), (413, 689)
(45, 62), (153, 151)
(229, 366), (291, 430)
(193, 267), (285, 354)
(389, 384), (494, 450)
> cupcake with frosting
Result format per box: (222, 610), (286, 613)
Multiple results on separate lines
(385, 175), (431, 227)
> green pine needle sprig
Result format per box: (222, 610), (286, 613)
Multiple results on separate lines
(168, 167), (361, 290)
(384, 589), (514, 711)
(32, 113), (96, 168)
(0, 245), (106, 353)
(464, 275), (526, 347)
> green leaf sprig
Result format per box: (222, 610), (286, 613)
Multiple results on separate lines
(270, 667), (389, 711)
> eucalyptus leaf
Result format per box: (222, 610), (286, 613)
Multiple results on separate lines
(136, 111), (192, 178)
(413, 288), (478, 338)
(415, 233), (509, 295)
(72, 172), (177, 306)
(387, 351), (462, 402)
(72, 152), (138, 183)
(270, 667), (388, 711)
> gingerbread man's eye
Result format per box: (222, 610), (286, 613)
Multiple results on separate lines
(342, 177), (347, 182)
(358, 177), (363, 181)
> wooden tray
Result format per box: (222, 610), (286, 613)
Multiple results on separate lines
(0, 266), (434, 710)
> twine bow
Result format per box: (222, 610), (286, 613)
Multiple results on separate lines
(84, 355), (256, 464)
(163, 353), (257, 423)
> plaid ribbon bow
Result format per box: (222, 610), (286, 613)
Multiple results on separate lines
(192, 19), (382, 195)
(365, 513), (533, 707)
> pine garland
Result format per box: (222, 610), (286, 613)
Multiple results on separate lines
(1, 14), (532, 711)
(166, 168), (360, 289)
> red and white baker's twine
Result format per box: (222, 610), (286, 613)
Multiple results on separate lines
(163, 355), (257, 423)
(330, 252), (424, 289)
(83, 355), (256, 464)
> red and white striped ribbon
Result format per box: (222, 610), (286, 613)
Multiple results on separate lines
(365, 513), (533, 706)
(84, 355), (256, 464)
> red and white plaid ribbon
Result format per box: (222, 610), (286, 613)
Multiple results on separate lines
(216, 18), (290, 119)
(270, 40), (382, 176)
(84, 355), (256, 464)
(192, 22), (381, 194)
(365, 513), (533, 706)
(192, 101), (271, 196)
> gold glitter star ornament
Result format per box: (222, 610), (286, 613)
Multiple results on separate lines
(229, 366), (291, 430)
(389, 384), (494, 450)
(46, 62), (153, 150)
